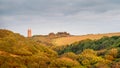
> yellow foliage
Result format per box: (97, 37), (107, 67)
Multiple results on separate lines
(82, 59), (90, 65)
(61, 52), (78, 60)
(50, 57), (81, 67)
(105, 55), (114, 61)
(108, 48), (118, 58)
(78, 49), (105, 66)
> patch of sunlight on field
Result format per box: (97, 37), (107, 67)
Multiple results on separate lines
(52, 32), (120, 46)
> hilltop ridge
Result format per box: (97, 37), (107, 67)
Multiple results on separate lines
(52, 32), (120, 46)
(32, 31), (120, 46)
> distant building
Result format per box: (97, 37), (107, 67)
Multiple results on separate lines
(28, 29), (32, 37)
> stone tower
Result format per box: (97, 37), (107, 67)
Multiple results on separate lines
(28, 29), (32, 37)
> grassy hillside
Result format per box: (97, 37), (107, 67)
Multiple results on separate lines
(52, 36), (120, 54)
(31, 32), (71, 46)
(32, 35), (54, 46)
(1, 29), (120, 68)
(52, 32), (120, 46)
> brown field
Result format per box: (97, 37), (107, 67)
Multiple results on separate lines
(52, 32), (120, 46)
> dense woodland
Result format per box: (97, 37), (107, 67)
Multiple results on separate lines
(0, 29), (120, 68)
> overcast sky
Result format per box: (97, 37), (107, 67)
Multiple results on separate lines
(0, 0), (120, 36)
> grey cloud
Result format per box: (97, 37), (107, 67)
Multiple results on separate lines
(1, 0), (120, 36)
(1, 0), (120, 16)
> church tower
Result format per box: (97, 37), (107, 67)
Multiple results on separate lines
(28, 29), (32, 37)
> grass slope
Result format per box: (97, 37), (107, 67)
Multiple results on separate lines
(52, 32), (120, 46)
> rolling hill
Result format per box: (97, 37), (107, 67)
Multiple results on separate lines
(52, 32), (120, 46)
(0, 29), (58, 68)
(1, 29), (120, 68)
